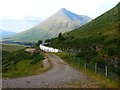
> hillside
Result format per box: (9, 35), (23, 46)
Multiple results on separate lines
(11, 8), (91, 42)
(2, 47), (45, 78)
(49, 3), (120, 66)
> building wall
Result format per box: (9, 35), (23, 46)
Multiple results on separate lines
(40, 44), (60, 53)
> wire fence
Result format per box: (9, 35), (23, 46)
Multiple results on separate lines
(65, 56), (118, 79)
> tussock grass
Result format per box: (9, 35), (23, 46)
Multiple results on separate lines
(2, 48), (47, 78)
(3, 60), (45, 78)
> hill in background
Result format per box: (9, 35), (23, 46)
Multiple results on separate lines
(0, 30), (16, 41)
(11, 8), (91, 42)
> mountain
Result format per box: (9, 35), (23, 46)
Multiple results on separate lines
(49, 3), (120, 64)
(11, 8), (91, 42)
(0, 30), (16, 41)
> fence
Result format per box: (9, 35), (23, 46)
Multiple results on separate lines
(65, 56), (118, 79)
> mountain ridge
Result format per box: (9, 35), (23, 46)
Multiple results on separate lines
(11, 8), (91, 42)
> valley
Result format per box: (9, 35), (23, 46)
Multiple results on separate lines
(2, 43), (118, 88)
(1, 2), (119, 89)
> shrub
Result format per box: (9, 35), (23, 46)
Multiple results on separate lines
(2, 49), (44, 73)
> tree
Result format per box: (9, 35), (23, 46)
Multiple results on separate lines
(58, 33), (64, 41)
(36, 40), (42, 46)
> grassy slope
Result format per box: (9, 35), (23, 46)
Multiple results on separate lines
(3, 60), (44, 78)
(49, 3), (120, 57)
(2, 46), (46, 78)
(0, 44), (25, 78)
(1, 44), (25, 52)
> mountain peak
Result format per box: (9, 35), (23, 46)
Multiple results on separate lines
(11, 8), (91, 42)
(57, 8), (69, 13)
(59, 8), (67, 11)
(55, 8), (72, 17)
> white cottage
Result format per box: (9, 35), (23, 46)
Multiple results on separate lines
(40, 44), (61, 53)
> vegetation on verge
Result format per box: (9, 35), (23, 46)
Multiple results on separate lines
(1, 44), (25, 52)
(56, 52), (118, 88)
(2, 47), (45, 78)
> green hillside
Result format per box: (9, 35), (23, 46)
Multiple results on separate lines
(2, 48), (45, 78)
(49, 3), (120, 68)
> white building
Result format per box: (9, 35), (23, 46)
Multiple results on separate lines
(40, 44), (61, 53)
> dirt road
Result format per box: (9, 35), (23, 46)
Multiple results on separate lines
(2, 53), (102, 88)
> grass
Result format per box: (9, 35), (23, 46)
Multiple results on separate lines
(56, 52), (119, 88)
(1, 44), (25, 52)
(1, 44), (21, 70)
(3, 60), (46, 78)
(2, 46), (50, 78)
(2, 51), (53, 78)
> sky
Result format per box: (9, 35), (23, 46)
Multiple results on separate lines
(0, 0), (119, 33)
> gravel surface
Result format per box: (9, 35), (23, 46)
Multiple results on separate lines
(0, 78), (2, 89)
(42, 58), (51, 70)
(2, 53), (102, 88)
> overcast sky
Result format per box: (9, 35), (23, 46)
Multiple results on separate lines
(0, 0), (119, 33)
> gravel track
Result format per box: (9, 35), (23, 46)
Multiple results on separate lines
(2, 53), (102, 88)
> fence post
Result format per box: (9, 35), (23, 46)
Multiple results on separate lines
(95, 63), (97, 73)
(105, 66), (108, 77)
(85, 57), (87, 69)
(85, 62), (86, 69)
